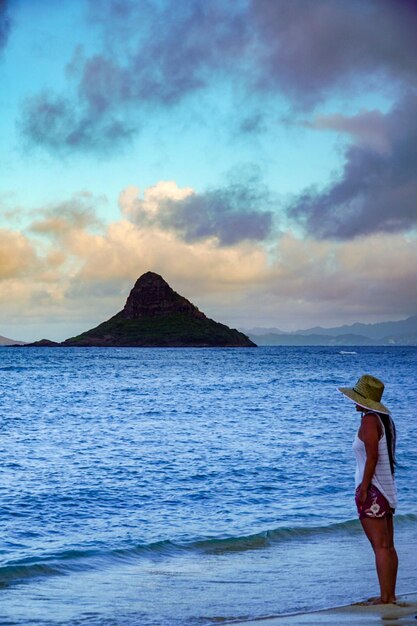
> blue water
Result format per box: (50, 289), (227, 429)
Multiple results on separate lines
(1, 346), (416, 625)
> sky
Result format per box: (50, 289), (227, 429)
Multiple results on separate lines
(0, 0), (416, 342)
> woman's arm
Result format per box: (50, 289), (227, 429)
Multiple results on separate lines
(357, 413), (381, 505)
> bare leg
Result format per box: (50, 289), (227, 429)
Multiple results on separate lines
(386, 514), (398, 594)
(360, 514), (397, 603)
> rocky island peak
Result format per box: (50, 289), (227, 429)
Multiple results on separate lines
(61, 271), (256, 347)
(122, 271), (206, 321)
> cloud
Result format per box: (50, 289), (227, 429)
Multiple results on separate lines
(121, 176), (274, 245)
(306, 109), (390, 155)
(287, 92), (417, 239)
(1, 188), (416, 339)
(69, 219), (268, 294)
(21, 0), (417, 155)
(249, 0), (417, 105)
(85, 0), (247, 104)
(238, 113), (267, 135)
(0, 228), (39, 279)
(29, 193), (103, 238)
(0, 0), (10, 53)
(20, 0), (248, 153)
(236, 231), (417, 329)
(40, 225), (417, 332)
(270, 233), (417, 307)
(20, 91), (135, 154)
(2, 182), (270, 312)
(1, 179), (272, 338)
(18, 0), (417, 161)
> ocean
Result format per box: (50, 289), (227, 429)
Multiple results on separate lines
(1, 346), (416, 625)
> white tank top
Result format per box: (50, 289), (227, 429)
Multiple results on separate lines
(352, 413), (398, 508)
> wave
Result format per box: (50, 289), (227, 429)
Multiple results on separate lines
(0, 365), (33, 372)
(2, 514), (416, 588)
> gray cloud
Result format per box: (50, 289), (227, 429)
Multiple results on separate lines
(129, 174), (274, 246)
(305, 110), (390, 154)
(249, 0), (417, 105)
(20, 0), (248, 152)
(20, 92), (134, 154)
(287, 92), (417, 239)
(86, 0), (248, 102)
(19, 0), (417, 155)
(239, 113), (267, 136)
(0, 0), (10, 53)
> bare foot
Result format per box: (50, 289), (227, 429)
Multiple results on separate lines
(355, 596), (398, 606)
(361, 597), (397, 605)
(354, 598), (380, 606)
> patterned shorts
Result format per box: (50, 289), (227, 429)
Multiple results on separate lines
(355, 484), (394, 520)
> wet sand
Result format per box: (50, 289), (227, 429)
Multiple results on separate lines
(233, 593), (417, 625)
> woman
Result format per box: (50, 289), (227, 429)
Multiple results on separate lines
(339, 374), (398, 604)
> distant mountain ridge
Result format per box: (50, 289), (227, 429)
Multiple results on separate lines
(291, 315), (417, 340)
(0, 335), (26, 346)
(244, 315), (417, 346)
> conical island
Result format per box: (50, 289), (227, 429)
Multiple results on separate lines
(63, 272), (256, 347)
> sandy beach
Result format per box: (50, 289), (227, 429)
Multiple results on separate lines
(234, 593), (417, 625)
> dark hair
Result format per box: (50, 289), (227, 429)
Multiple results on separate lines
(379, 413), (397, 475)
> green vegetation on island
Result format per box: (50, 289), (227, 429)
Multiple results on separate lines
(65, 311), (254, 347)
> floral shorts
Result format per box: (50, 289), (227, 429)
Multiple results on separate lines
(355, 484), (394, 520)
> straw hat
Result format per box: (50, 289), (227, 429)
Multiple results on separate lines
(338, 374), (390, 415)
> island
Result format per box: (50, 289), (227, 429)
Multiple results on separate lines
(60, 271), (255, 347)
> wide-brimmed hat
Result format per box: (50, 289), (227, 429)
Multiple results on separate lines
(338, 374), (390, 415)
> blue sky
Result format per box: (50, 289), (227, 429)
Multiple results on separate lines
(0, 0), (416, 341)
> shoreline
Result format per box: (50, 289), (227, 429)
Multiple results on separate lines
(231, 593), (417, 625)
